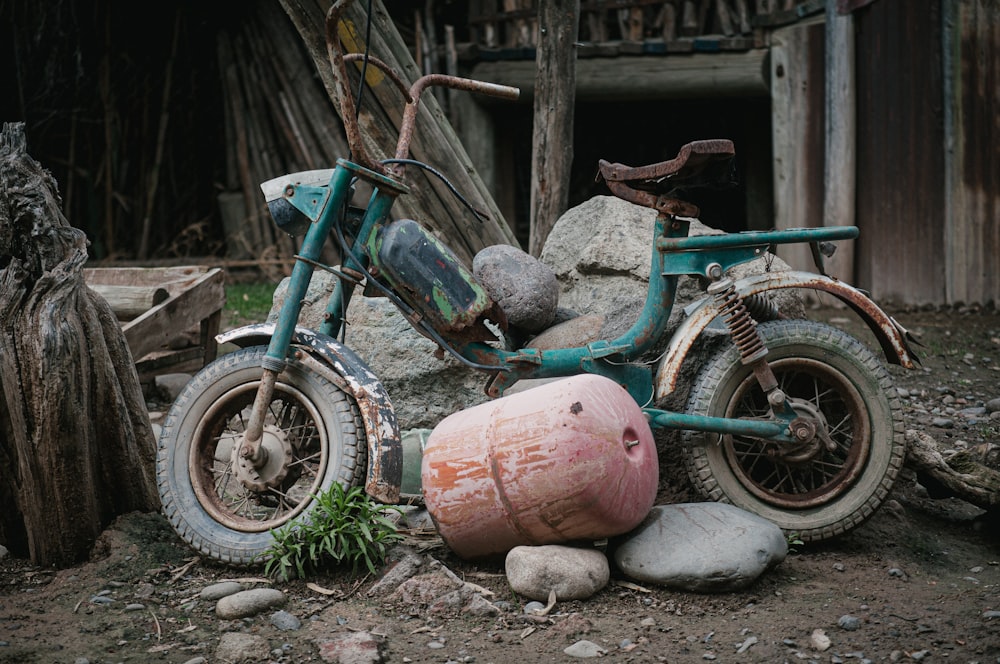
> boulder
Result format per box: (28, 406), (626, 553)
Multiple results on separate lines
(612, 502), (788, 592)
(473, 244), (559, 333)
(505, 544), (610, 602)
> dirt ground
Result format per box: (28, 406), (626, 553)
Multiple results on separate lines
(1, 306), (999, 664)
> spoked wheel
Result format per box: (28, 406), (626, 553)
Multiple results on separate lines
(157, 346), (366, 564)
(681, 319), (905, 542)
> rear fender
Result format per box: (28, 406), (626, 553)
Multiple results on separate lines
(217, 324), (402, 504)
(654, 271), (919, 401)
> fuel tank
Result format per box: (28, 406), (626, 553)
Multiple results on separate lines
(421, 374), (659, 559)
(375, 219), (503, 343)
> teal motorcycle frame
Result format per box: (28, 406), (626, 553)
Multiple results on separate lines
(157, 0), (918, 564)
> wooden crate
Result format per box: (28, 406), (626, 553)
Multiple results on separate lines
(84, 266), (226, 382)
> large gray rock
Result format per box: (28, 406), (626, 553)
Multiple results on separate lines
(540, 195), (803, 345)
(612, 502), (788, 592)
(268, 195), (801, 430)
(474, 244), (559, 333)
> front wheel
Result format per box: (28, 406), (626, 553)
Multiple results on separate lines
(156, 346), (366, 564)
(682, 319), (905, 542)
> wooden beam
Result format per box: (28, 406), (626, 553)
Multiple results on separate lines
(529, 0), (580, 257)
(471, 49), (770, 101)
(822, 0), (855, 283)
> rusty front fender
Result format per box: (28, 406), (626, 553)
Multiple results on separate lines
(217, 324), (402, 504)
(654, 271), (919, 402)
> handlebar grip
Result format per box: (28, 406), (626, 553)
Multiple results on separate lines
(475, 81), (520, 101)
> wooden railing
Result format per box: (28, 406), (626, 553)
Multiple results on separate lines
(465, 0), (824, 56)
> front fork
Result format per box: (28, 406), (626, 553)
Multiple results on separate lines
(238, 162), (400, 469)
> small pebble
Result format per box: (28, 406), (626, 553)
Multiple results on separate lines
(200, 581), (244, 601)
(523, 601), (546, 615)
(810, 628), (831, 651)
(736, 636), (757, 653)
(563, 640), (608, 658)
(270, 610), (302, 631)
(838, 615), (861, 631)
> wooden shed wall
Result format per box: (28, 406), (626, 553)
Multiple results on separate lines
(852, 0), (999, 306)
(853, 0), (947, 305)
(769, 19), (828, 275)
(946, 0), (1000, 305)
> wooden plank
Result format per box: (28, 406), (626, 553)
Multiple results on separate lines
(770, 21), (826, 274)
(623, 7), (644, 41)
(134, 347), (206, 385)
(715, 0), (735, 35)
(751, 7), (798, 25)
(84, 265), (212, 289)
(89, 285), (169, 320)
(278, 0), (518, 264)
(659, 2), (677, 40)
(471, 49), (769, 100)
(836, 0), (877, 13)
(119, 268), (225, 361)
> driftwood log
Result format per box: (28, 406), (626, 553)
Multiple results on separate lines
(0, 122), (159, 567)
(905, 429), (1000, 512)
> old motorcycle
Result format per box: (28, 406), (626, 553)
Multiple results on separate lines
(156, 0), (918, 564)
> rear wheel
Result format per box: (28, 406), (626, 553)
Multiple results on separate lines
(156, 346), (366, 564)
(682, 320), (905, 542)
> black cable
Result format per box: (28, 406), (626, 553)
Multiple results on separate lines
(381, 158), (490, 224)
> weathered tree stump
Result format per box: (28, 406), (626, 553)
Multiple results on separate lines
(0, 122), (159, 567)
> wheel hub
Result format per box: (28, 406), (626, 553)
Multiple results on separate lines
(772, 398), (833, 465)
(232, 424), (293, 493)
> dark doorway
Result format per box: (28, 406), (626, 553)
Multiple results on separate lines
(495, 96), (773, 248)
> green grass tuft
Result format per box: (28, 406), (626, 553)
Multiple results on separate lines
(260, 484), (404, 582)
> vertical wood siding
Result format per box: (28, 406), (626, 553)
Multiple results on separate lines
(854, 0), (947, 304)
(771, 20), (828, 274)
(946, 0), (1000, 304)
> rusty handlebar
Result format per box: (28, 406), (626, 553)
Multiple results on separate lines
(326, 0), (519, 176)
